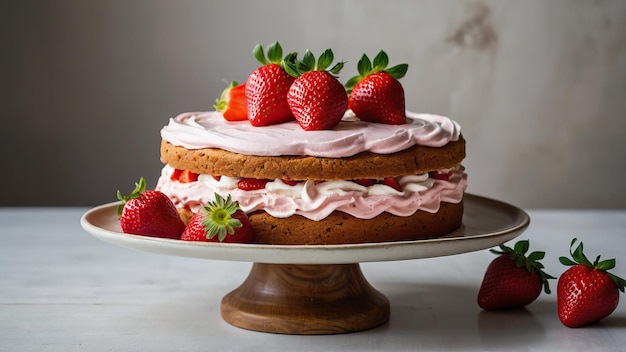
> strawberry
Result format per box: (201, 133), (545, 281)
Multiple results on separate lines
(281, 179), (298, 186)
(354, 178), (377, 187)
(170, 168), (182, 181)
(170, 169), (198, 183)
(245, 42), (297, 126)
(557, 238), (626, 327)
(345, 50), (408, 125)
(429, 171), (453, 181)
(381, 177), (402, 192)
(477, 240), (555, 310)
(181, 193), (255, 243)
(214, 81), (247, 121)
(178, 170), (198, 183)
(116, 177), (185, 239)
(237, 178), (270, 191)
(284, 49), (348, 130)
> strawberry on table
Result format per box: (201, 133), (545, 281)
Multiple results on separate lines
(557, 238), (626, 328)
(284, 48), (348, 130)
(477, 240), (555, 310)
(245, 42), (297, 126)
(214, 81), (248, 121)
(181, 193), (255, 243)
(117, 177), (185, 239)
(345, 50), (408, 125)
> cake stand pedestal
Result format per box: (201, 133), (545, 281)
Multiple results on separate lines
(80, 194), (530, 335)
(221, 263), (389, 334)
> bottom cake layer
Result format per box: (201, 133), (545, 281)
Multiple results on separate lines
(177, 200), (463, 245)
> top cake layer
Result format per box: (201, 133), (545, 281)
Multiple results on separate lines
(160, 111), (461, 158)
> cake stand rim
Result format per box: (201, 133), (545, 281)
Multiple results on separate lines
(80, 193), (530, 264)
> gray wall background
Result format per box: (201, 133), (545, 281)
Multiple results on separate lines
(3, 0), (625, 208)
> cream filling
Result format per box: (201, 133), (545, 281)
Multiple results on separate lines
(156, 165), (467, 221)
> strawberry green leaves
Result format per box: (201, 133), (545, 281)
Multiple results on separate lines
(345, 50), (408, 92)
(559, 238), (626, 292)
(201, 193), (243, 242)
(284, 49), (345, 77)
(253, 41), (294, 66)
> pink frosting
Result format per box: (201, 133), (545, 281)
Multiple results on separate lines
(160, 111), (461, 157)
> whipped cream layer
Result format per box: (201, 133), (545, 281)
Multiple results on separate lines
(156, 165), (467, 221)
(161, 111), (461, 158)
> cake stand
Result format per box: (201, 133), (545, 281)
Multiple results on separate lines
(80, 194), (529, 335)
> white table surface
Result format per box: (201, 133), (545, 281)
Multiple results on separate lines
(1, 207), (625, 352)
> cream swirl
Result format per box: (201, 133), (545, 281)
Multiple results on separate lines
(156, 165), (467, 221)
(160, 111), (461, 157)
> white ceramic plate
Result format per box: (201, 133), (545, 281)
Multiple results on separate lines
(80, 194), (529, 264)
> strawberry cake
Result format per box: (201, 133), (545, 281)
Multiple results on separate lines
(154, 42), (467, 245)
(155, 110), (466, 245)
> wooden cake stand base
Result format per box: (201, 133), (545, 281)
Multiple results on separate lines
(220, 263), (390, 335)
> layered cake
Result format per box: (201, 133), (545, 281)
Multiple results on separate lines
(155, 110), (466, 245)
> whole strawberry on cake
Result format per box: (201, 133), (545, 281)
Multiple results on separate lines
(156, 42), (467, 245)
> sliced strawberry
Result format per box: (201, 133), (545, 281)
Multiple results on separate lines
(281, 179), (298, 186)
(170, 169), (199, 183)
(381, 177), (402, 192)
(214, 81), (248, 121)
(354, 178), (377, 187)
(179, 170), (199, 183)
(170, 168), (183, 181)
(429, 171), (453, 181)
(237, 178), (270, 191)
(181, 193), (255, 243)
(212, 175), (221, 181)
